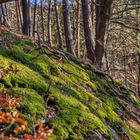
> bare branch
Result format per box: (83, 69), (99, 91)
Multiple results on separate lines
(111, 20), (140, 31)
(113, 6), (140, 15)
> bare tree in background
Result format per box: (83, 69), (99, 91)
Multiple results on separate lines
(81, 0), (94, 63)
(95, 0), (113, 68)
(15, 0), (20, 31)
(21, 0), (31, 35)
(63, 0), (74, 54)
(75, 0), (81, 57)
(0, 3), (7, 25)
(48, 0), (53, 47)
(41, 0), (45, 41)
(136, 0), (140, 97)
(33, 0), (37, 37)
(54, 0), (63, 50)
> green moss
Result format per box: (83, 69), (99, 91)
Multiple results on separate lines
(14, 39), (37, 49)
(0, 55), (49, 94)
(0, 30), (15, 40)
(98, 106), (121, 124)
(0, 28), (140, 139)
(12, 88), (46, 133)
(86, 81), (98, 91)
(129, 130), (140, 140)
(51, 76), (66, 86)
(57, 86), (89, 102)
(114, 79), (124, 87)
(131, 95), (140, 108)
(12, 88), (46, 117)
(60, 63), (89, 82)
(64, 51), (82, 65)
(31, 55), (60, 77)
(48, 87), (110, 139)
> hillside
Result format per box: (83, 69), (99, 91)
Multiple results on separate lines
(0, 26), (140, 140)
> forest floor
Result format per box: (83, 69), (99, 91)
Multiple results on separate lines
(0, 26), (140, 140)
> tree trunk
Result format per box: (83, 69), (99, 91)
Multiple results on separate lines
(21, 0), (31, 35)
(54, 0), (63, 50)
(72, 3), (75, 42)
(48, 0), (53, 47)
(138, 54), (140, 97)
(95, 0), (113, 68)
(81, 0), (94, 63)
(17, 1), (23, 30)
(28, 0), (31, 36)
(33, 0), (37, 37)
(0, 4), (7, 25)
(91, 3), (94, 27)
(0, 4), (2, 24)
(15, 0), (20, 31)
(75, 0), (81, 57)
(63, 0), (74, 54)
(4, 3), (8, 22)
(41, 0), (45, 41)
(136, 1), (140, 97)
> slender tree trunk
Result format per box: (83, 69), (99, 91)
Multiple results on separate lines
(21, 0), (31, 35)
(138, 54), (140, 97)
(91, 3), (94, 27)
(0, 4), (6, 25)
(63, 0), (74, 54)
(15, 0), (20, 31)
(75, 0), (81, 57)
(81, 0), (94, 63)
(4, 3), (8, 22)
(95, 0), (113, 68)
(54, 0), (63, 50)
(41, 0), (45, 41)
(48, 0), (53, 47)
(33, 0), (37, 37)
(28, 0), (31, 36)
(72, 3), (75, 41)
(136, 2), (140, 97)
(17, 0), (22, 27)
(0, 4), (2, 24)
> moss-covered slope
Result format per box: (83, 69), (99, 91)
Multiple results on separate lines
(0, 26), (140, 140)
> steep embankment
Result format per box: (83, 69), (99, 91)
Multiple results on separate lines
(0, 26), (140, 140)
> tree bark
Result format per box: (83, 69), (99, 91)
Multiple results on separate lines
(136, 1), (140, 97)
(41, 0), (45, 41)
(48, 0), (53, 47)
(0, 4), (6, 25)
(75, 0), (81, 57)
(81, 0), (95, 63)
(15, 0), (20, 31)
(63, 0), (74, 54)
(17, 0), (23, 30)
(54, 0), (63, 50)
(95, 0), (113, 68)
(21, 0), (31, 35)
(33, 0), (37, 37)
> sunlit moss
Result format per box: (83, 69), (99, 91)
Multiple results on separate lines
(0, 28), (140, 139)
(12, 88), (46, 133)
(48, 87), (110, 139)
